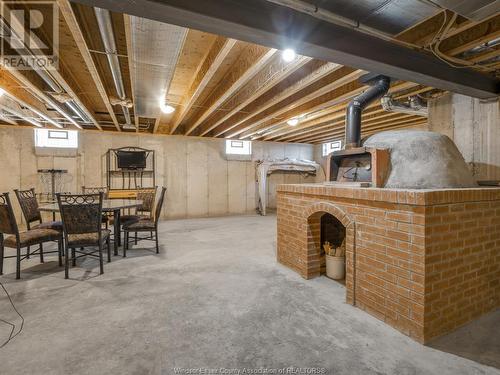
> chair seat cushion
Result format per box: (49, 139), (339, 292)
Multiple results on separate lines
(67, 229), (111, 247)
(3, 228), (61, 248)
(123, 219), (155, 231)
(119, 214), (150, 225)
(32, 220), (63, 231)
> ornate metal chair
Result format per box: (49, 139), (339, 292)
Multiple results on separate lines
(0, 192), (63, 279)
(123, 187), (166, 256)
(57, 193), (111, 279)
(14, 188), (63, 260)
(81, 186), (110, 227)
(81, 186), (109, 198)
(120, 187), (157, 244)
(121, 187), (157, 223)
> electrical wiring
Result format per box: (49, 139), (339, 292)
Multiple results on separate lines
(425, 12), (498, 74)
(0, 280), (24, 349)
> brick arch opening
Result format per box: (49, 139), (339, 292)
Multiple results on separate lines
(305, 202), (355, 304)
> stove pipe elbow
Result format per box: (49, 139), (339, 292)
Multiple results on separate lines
(345, 74), (391, 149)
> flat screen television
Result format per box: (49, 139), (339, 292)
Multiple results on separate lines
(116, 151), (147, 170)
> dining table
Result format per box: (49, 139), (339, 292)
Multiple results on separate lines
(39, 199), (143, 255)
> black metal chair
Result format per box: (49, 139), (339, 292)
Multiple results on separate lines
(57, 193), (111, 279)
(120, 187), (157, 224)
(120, 187), (157, 244)
(81, 186), (109, 198)
(14, 188), (63, 260)
(82, 186), (110, 228)
(0, 193), (62, 279)
(123, 187), (166, 256)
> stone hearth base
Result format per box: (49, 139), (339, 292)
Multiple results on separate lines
(277, 183), (500, 343)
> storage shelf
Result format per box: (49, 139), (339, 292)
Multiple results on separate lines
(106, 147), (156, 191)
(109, 170), (155, 173)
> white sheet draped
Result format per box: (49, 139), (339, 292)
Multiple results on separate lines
(256, 158), (320, 215)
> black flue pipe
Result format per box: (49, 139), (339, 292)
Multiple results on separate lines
(345, 75), (391, 148)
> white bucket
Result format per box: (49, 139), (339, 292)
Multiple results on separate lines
(326, 255), (345, 280)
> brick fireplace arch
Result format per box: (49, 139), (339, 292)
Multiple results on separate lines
(304, 202), (356, 304)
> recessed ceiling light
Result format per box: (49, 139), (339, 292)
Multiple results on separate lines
(282, 49), (296, 62)
(160, 102), (175, 114)
(287, 118), (299, 126)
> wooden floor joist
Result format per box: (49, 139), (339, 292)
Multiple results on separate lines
(59, 0), (120, 131)
(198, 55), (312, 136)
(308, 119), (427, 144)
(227, 68), (363, 139)
(0, 70), (64, 128)
(169, 37), (238, 134)
(210, 60), (341, 137)
(312, 119), (429, 144)
(294, 114), (423, 143)
(184, 45), (277, 135)
(5, 69), (83, 129)
(267, 84), (428, 142)
(1, 1), (497, 140)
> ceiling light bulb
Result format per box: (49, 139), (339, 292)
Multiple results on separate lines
(160, 102), (175, 114)
(287, 118), (299, 126)
(0, 88), (6, 97)
(282, 49), (296, 62)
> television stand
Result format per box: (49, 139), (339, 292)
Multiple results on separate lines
(106, 147), (156, 192)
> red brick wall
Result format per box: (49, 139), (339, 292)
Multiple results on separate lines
(424, 201), (500, 339)
(276, 184), (500, 343)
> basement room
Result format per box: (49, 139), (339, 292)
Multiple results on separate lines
(0, 0), (499, 374)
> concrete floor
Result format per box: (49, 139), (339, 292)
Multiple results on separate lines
(0, 215), (498, 375)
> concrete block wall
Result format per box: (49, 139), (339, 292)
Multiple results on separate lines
(429, 93), (500, 180)
(0, 127), (316, 220)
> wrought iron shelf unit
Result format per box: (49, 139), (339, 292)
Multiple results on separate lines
(106, 147), (156, 191)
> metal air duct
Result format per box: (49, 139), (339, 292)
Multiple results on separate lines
(0, 102), (43, 127)
(94, 7), (132, 129)
(129, 16), (187, 119)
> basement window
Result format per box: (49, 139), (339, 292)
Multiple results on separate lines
(322, 140), (342, 156)
(35, 129), (78, 148)
(225, 139), (252, 155)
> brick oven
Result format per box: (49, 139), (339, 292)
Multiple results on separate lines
(276, 73), (499, 344)
(277, 184), (500, 343)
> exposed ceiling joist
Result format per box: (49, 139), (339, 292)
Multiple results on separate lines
(312, 119), (429, 144)
(264, 82), (423, 141)
(301, 115), (427, 143)
(169, 36), (237, 134)
(3, 2), (99, 130)
(254, 86), (366, 140)
(48, 66), (102, 130)
(198, 55), (312, 136)
(445, 29), (500, 57)
(294, 113), (421, 143)
(211, 60), (338, 137)
(311, 117), (429, 143)
(233, 69), (365, 139)
(0, 71), (63, 128)
(70, 0), (499, 99)
(5, 68), (82, 129)
(184, 45), (277, 135)
(58, 0), (121, 131)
